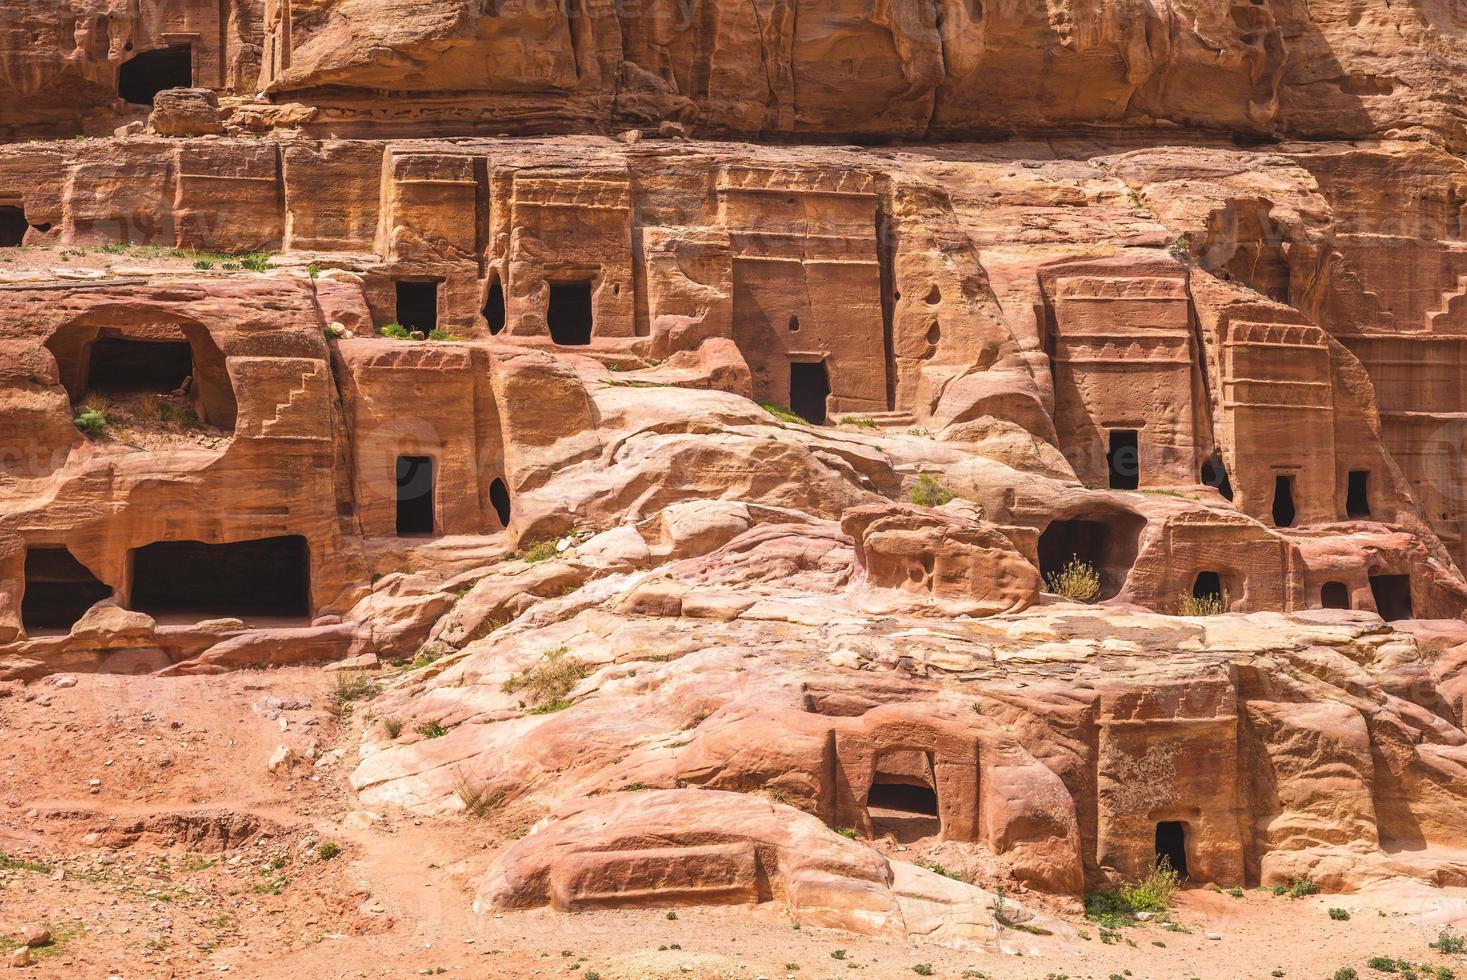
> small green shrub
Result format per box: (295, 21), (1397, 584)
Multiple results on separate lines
(831, 950), (847, 960)
(453, 770), (504, 818)
(1335, 970), (1359, 980)
(378, 322), (413, 340)
(415, 720), (448, 739)
(307, 262), (321, 279)
(912, 966), (934, 977)
(1177, 590), (1229, 617)
(1434, 927), (1466, 954)
(1368, 958), (1398, 973)
(193, 259), (214, 270)
(1226, 886), (1244, 898)
(427, 328), (464, 341)
(1045, 558), (1101, 603)
(240, 253), (272, 272)
(502, 647), (588, 709)
(73, 406), (109, 434)
(317, 841), (341, 861)
(1084, 861), (1181, 926)
(1286, 877), (1319, 899)
(330, 670), (378, 714)
(1329, 907), (1351, 921)
(516, 539), (560, 563)
(836, 828), (857, 839)
(760, 402), (807, 425)
(665, 910), (677, 920)
(841, 416), (878, 429)
(910, 474), (955, 508)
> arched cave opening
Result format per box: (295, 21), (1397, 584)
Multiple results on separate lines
(1201, 452), (1233, 501)
(395, 455), (436, 537)
(489, 477), (512, 528)
(1037, 513), (1144, 601)
(483, 279), (506, 336)
(1369, 574), (1413, 621)
(0, 206), (27, 248)
(1193, 571), (1224, 602)
(789, 360), (830, 425)
(129, 536), (311, 623)
(22, 547), (112, 635)
(1321, 581), (1351, 609)
(117, 45), (193, 107)
(1155, 821), (1189, 878)
(1272, 475), (1297, 528)
(548, 281), (594, 346)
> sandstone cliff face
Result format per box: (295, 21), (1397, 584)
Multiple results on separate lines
(5, 0), (1467, 948)
(4, 0), (1467, 145)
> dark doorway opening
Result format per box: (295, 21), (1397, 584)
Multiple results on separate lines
(547, 281), (594, 345)
(87, 336), (193, 395)
(396, 281), (439, 334)
(866, 779), (940, 843)
(789, 361), (830, 425)
(118, 45), (193, 106)
(129, 536), (310, 621)
(22, 547), (112, 635)
(396, 455), (436, 537)
(1321, 581), (1351, 609)
(0, 206), (26, 247)
(1201, 452), (1233, 501)
(1193, 571), (1223, 601)
(1272, 475), (1297, 527)
(484, 279), (506, 335)
(488, 477), (512, 528)
(1107, 429), (1139, 490)
(867, 782), (939, 816)
(1155, 821), (1189, 878)
(1039, 519), (1106, 601)
(1347, 471), (1371, 518)
(1369, 574), (1413, 621)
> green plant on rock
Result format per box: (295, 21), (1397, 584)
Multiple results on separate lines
(1045, 558), (1101, 603)
(1084, 860), (1181, 926)
(1177, 589), (1229, 617)
(73, 405), (109, 435)
(910, 474), (955, 508)
(501, 646), (588, 710)
(760, 402), (807, 425)
(1434, 927), (1466, 954)
(378, 322), (413, 340)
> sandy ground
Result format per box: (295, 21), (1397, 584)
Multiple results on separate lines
(3, 667), (1467, 980)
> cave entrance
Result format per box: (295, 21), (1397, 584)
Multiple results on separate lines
(1155, 821), (1189, 878)
(1369, 574), (1413, 621)
(484, 279), (506, 336)
(85, 335), (194, 396)
(395, 455), (436, 537)
(489, 477), (512, 528)
(789, 360), (830, 425)
(1107, 429), (1139, 490)
(395, 281), (439, 334)
(129, 536), (310, 623)
(1201, 452), (1233, 501)
(22, 547), (112, 636)
(0, 206), (26, 247)
(118, 45), (193, 106)
(1193, 571), (1223, 601)
(1321, 581), (1351, 609)
(1039, 519), (1107, 601)
(548, 281), (594, 346)
(1347, 471), (1371, 518)
(1272, 475), (1297, 528)
(866, 749), (940, 843)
